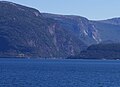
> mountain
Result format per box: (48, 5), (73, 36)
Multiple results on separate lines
(43, 13), (120, 45)
(0, 1), (86, 58)
(42, 13), (101, 45)
(0, 1), (120, 58)
(100, 17), (120, 25)
(91, 20), (120, 43)
(68, 43), (120, 59)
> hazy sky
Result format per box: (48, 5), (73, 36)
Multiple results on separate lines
(3, 0), (120, 20)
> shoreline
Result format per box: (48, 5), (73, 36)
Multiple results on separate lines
(0, 57), (120, 61)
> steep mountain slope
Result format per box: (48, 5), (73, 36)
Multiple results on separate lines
(43, 13), (120, 45)
(43, 13), (101, 45)
(91, 21), (120, 43)
(0, 1), (120, 58)
(0, 1), (86, 58)
(42, 14), (120, 59)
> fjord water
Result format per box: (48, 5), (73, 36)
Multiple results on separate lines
(1, 59), (120, 87)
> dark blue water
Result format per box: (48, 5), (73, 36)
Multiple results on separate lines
(1, 59), (120, 87)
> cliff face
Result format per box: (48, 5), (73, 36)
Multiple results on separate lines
(1, 1), (120, 58)
(91, 21), (120, 43)
(43, 13), (101, 45)
(0, 1), (86, 58)
(43, 13), (120, 45)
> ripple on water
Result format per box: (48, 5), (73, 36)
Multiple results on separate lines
(0, 59), (120, 87)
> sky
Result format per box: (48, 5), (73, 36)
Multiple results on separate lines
(2, 0), (120, 20)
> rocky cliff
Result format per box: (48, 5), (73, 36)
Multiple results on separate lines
(0, 1), (120, 58)
(0, 1), (86, 58)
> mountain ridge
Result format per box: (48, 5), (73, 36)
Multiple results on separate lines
(0, 1), (86, 58)
(0, 1), (120, 58)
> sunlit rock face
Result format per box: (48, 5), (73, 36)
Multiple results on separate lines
(43, 13), (120, 45)
(0, 1), (120, 58)
(0, 1), (86, 58)
(42, 13), (102, 45)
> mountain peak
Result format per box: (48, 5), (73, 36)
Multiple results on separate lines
(0, 1), (86, 58)
(0, 1), (19, 7)
(0, 1), (120, 58)
(0, 1), (42, 18)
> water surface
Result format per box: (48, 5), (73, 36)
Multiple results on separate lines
(1, 58), (120, 87)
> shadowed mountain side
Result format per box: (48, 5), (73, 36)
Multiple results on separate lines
(0, 1), (86, 58)
(1, 1), (120, 58)
(67, 43), (120, 59)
